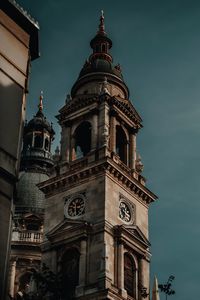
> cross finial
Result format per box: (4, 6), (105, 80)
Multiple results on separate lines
(38, 91), (43, 111)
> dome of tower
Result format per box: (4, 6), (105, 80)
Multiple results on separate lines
(16, 171), (49, 213)
(21, 92), (55, 172)
(71, 12), (129, 99)
(24, 109), (54, 135)
(24, 92), (54, 135)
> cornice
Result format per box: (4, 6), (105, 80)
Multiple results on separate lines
(38, 157), (157, 205)
(57, 93), (142, 130)
(109, 96), (142, 126)
(114, 225), (151, 259)
(57, 95), (99, 123)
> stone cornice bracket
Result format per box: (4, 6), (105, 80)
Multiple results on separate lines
(109, 107), (118, 117)
(38, 158), (157, 205)
(99, 93), (112, 102)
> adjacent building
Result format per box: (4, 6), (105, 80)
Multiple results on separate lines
(8, 94), (54, 298)
(0, 0), (39, 298)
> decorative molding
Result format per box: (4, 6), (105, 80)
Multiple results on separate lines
(114, 224), (151, 255)
(38, 157), (157, 205)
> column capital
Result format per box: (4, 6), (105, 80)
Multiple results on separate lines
(109, 108), (118, 117)
(130, 127), (139, 134)
(64, 120), (73, 127)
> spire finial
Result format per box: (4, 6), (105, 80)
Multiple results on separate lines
(98, 10), (105, 34)
(38, 91), (43, 111)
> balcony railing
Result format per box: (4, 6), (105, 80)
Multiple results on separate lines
(12, 231), (43, 243)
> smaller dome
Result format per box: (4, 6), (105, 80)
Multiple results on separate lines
(16, 171), (49, 213)
(24, 111), (54, 135)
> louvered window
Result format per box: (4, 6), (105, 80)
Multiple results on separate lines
(124, 253), (136, 298)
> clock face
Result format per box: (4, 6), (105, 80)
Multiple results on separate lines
(119, 201), (131, 222)
(67, 197), (85, 218)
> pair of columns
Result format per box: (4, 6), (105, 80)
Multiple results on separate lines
(117, 243), (148, 299)
(61, 110), (137, 169)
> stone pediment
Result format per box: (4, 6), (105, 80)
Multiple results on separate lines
(23, 213), (42, 221)
(115, 224), (150, 248)
(110, 96), (142, 126)
(46, 218), (89, 241)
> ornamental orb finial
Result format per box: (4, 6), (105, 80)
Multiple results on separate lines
(38, 90), (43, 111)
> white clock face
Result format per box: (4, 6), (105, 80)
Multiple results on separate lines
(119, 201), (131, 222)
(64, 195), (85, 218)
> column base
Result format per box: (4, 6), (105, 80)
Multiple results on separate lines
(75, 285), (85, 297)
(120, 288), (127, 298)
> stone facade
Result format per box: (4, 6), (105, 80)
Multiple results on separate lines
(39, 13), (157, 300)
(0, 1), (39, 297)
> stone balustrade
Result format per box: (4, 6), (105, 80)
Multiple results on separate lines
(12, 231), (43, 243)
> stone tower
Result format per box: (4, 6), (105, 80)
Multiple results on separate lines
(40, 13), (157, 300)
(8, 93), (54, 298)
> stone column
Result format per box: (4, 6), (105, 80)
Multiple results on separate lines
(139, 257), (150, 300)
(129, 129), (137, 170)
(9, 260), (16, 298)
(32, 132), (35, 147)
(65, 125), (71, 162)
(79, 240), (87, 286)
(76, 240), (87, 297)
(91, 112), (98, 150)
(61, 123), (71, 162)
(109, 110), (117, 152)
(118, 243), (127, 298)
(139, 258), (145, 287)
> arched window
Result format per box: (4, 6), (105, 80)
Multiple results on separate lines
(74, 121), (91, 159)
(60, 248), (80, 299)
(34, 134), (43, 148)
(124, 253), (136, 298)
(116, 125), (128, 165)
(102, 44), (106, 52)
(44, 138), (49, 150)
(23, 135), (32, 150)
(95, 45), (100, 52)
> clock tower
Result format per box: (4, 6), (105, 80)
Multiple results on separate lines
(39, 13), (157, 300)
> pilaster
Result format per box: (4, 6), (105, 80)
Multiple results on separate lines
(8, 259), (16, 298)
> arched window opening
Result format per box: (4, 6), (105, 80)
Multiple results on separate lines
(102, 44), (106, 52)
(34, 134), (43, 148)
(116, 125), (128, 165)
(74, 121), (91, 159)
(60, 248), (80, 300)
(44, 138), (49, 151)
(95, 45), (100, 52)
(24, 135), (32, 150)
(124, 253), (136, 298)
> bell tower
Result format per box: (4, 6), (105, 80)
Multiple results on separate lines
(40, 13), (157, 300)
(8, 93), (55, 298)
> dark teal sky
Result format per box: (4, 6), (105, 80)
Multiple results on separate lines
(18, 0), (200, 299)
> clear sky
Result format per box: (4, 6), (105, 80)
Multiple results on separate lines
(18, 0), (200, 299)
